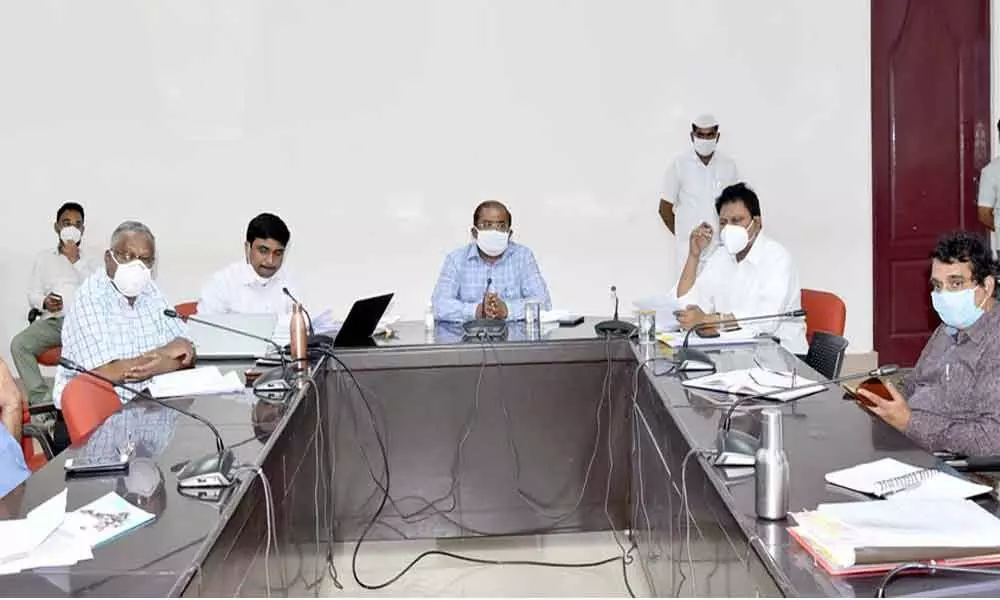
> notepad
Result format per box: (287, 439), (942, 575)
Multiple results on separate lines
(146, 366), (244, 398)
(61, 492), (155, 548)
(825, 457), (992, 499)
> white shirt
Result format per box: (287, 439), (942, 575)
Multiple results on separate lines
(977, 158), (1000, 250)
(27, 247), (99, 319)
(676, 232), (808, 355)
(197, 261), (298, 317)
(662, 149), (739, 268)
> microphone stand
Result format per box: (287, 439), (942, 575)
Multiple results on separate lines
(463, 275), (507, 339)
(594, 285), (637, 336)
(715, 364), (899, 466)
(281, 287), (335, 348)
(675, 309), (807, 372)
(59, 358), (235, 488)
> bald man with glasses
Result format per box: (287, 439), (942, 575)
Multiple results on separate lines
(431, 200), (552, 322)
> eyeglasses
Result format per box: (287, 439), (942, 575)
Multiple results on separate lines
(476, 221), (509, 232)
(112, 250), (155, 269)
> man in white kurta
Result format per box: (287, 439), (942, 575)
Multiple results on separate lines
(659, 113), (740, 271)
(674, 183), (807, 355)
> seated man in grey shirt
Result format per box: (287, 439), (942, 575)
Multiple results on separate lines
(858, 231), (1000, 456)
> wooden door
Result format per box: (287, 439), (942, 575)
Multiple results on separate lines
(872, 0), (990, 366)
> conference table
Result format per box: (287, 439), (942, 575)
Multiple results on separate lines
(0, 317), (996, 597)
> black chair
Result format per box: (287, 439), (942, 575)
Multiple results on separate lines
(804, 331), (849, 379)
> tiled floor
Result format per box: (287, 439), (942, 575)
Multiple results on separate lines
(319, 531), (649, 597)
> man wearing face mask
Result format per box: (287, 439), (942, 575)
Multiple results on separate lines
(432, 200), (552, 322)
(857, 232), (1000, 456)
(673, 182), (807, 354)
(52, 221), (194, 409)
(197, 213), (300, 317)
(10, 202), (98, 407)
(659, 114), (740, 272)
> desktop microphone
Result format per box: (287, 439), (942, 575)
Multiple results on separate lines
(675, 309), (807, 372)
(58, 357), (235, 489)
(462, 275), (507, 339)
(715, 364), (900, 465)
(280, 287), (336, 349)
(162, 309), (291, 392)
(594, 285), (637, 337)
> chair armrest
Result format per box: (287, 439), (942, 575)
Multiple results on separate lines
(28, 402), (58, 417)
(22, 423), (56, 460)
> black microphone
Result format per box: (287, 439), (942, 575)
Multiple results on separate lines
(58, 357), (235, 488)
(715, 364), (899, 465)
(281, 287), (314, 336)
(675, 309), (807, 372)
(594, 285), (637, 337)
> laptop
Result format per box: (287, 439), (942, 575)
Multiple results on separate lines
(333, 293), (394, 348)
(188, 313), (278, 359)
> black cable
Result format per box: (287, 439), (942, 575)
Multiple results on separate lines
(875, 562), (1000, 598)
(319, 347), (640, 592)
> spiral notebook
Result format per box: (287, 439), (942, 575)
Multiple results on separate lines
(825, 458), (992, 499)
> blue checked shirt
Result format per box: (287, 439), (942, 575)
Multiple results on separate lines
(0, 427), (30, 499)
(53, 271), (189, 409)
(432, 242), (552, 322)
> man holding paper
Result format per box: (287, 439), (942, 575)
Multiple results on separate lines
(857, 232), (1000, 457)
(673, 183), (807, 354)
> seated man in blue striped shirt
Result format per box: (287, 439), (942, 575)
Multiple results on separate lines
(432, 200), (552, 322)
(53, 221), (195, 409)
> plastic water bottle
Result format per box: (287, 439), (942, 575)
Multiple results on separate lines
(424, 302), (435, 331)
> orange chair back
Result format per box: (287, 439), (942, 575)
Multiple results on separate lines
(62, 374), (122, 444)
(20, 402), (46, 472)
(37, 346), (62, 367)
(800, 288), (847, 344)
(174, 302), (198, 319)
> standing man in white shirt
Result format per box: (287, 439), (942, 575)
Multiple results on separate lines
(977, 119), (1000, 256)
(197, 213), (300, 316)
(659, 114), (740, 271)
(673, 183), (808, 355)
(10, 202), (98, 406)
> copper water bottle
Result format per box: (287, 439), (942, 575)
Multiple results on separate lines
(290, 302), (308, 375)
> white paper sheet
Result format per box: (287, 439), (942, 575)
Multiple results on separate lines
(146, 366), (244, 398)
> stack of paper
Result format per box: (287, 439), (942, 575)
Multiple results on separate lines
(146, 366), (244, 398)
(657, 329), (759, 348)
(790, 498), (1000, 573)
(681, 367), (825, 402)
(0, 490), (155, 575)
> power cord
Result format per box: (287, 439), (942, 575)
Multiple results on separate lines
(875, 563), (1000, 598)
(318, 346), (639, 593)
(231, 465), (280, 598)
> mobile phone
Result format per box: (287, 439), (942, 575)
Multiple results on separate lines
(558, 315), (585, 327)
(64, 454), (129, 475)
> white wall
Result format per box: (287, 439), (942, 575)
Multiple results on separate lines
(0, 0), (873, 368)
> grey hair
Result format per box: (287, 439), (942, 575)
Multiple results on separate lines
(110, 220), (155, 248)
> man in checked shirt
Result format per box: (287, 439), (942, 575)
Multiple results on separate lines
(432, 200), (552, 322)
(858, 231), (1000, 456)
(52, 220), (195, 411)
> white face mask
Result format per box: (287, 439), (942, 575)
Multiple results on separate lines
(245, 261), (271, 285)
(693, 137), (718, 157)
(60, 226), (82, 243)
(721, 223), (754, 255)
(475, 229), (509, 257)
(109, 251), (152, 297)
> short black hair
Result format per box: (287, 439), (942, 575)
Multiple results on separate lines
(246, 213), (290, 246)
(715, 182), (761, 218)
(473, 200), (512, 227)
(56, 202), (84, 222)
(932, 231), (997, 288)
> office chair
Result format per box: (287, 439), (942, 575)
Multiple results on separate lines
(800, 289), (846, 344)
(804, 331), (849, 379)
(174, 302), (198, 319)
(61, 374), (122, 444)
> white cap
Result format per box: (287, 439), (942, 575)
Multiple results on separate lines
(693, 113), (718, 128)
